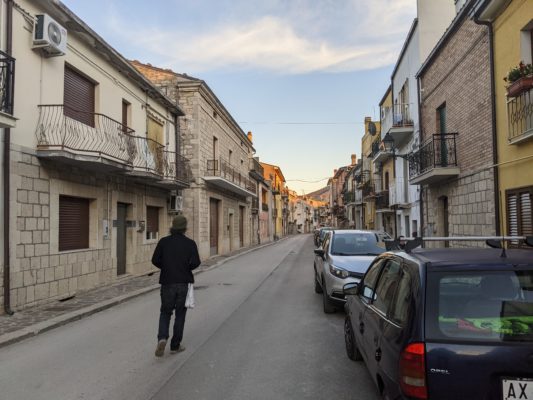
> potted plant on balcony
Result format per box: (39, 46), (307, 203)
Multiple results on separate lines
(504, 62), (533, 97)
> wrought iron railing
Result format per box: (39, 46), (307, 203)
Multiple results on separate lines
(35, 105), (190, 183)
(375, 190), (390, 209)
(409, 133), (458, 180)
(382, 103), (413, 133)
(0, 50), (15, 116)
(507, 88), (533, 142)
(206, 158), (257, 194)
(249, 157), (264, 178)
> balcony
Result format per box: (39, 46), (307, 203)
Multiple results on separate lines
(343, 191), (355, 204)
(356, 170), (371, 188)
(389, 178), (410, 208)
(205, 158), (257, 197)
(372, 140), (392, 165)
(381, 103), (414, 146)
(409, 133), (460, 185)
(0, 50), (16, 128)
(507, 88), (533, 144)
(375, 190), (390, 211)
(35, 105), (190, 187)
(249, 157), (264, 181)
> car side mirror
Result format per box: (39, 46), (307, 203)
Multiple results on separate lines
(343, 282), (359, 296)
(314, 249), (325, 259)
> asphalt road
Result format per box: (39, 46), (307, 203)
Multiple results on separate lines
(0, 235), (380, 400)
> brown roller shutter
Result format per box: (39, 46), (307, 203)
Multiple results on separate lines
(146, 206), (159, 234)
(64, 65), (95, 127)
(59, 196), (90, 251)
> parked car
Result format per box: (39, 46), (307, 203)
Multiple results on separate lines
(343, 246), (533, 400)
(314, 230), (387, 313)
(315, 226), (332, 247)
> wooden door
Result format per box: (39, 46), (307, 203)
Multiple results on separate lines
(209, 199), (219, 256)
(239, 206), (245, 247)
(117, 203), (127, 275)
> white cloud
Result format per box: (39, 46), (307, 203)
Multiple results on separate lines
(107, 0), (416, 74)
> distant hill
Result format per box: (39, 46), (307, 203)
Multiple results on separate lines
(307, 186), (329, 202)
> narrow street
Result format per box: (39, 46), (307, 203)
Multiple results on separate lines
(0, 235), (379, 400)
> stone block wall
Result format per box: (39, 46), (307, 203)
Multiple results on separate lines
(1, 144), (169, 312)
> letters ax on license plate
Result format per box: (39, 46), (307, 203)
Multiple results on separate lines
(503, 378), (533, 400)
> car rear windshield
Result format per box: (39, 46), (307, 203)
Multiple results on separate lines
(330, 233), (385, 256)
(426, 269), (533, 342)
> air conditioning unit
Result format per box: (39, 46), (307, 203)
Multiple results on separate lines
(33, 14), (67, 57)
(169, 195), (183, 213)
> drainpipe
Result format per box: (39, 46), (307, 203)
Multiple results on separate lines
(416, 76), (425, 242)
(474, 17), (500, 235)
(3, 0), (14, 315)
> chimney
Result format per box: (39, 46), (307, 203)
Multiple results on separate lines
(247, 131), (253, 143)
(351, 154), (356, 165)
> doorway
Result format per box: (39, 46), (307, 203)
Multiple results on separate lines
(209, 198), (219, 256)
(116, 203), (128, 275)
(229, 212), (234, 251)
(239, 206), (245, 248)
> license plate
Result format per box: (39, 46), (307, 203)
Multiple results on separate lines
(503, 378), (533, 400)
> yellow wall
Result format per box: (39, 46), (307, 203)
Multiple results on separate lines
(380, 90), (395, 186)
(361, 118), (381, 229)
(492, 0), (533, 233)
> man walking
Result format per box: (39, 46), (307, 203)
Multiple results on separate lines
(151, 215), (201, 357)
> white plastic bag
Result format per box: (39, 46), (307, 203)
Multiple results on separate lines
(185, 283), (195, 308)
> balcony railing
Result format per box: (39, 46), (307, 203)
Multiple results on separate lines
(0, 50), (15, 115)
(375, 190), (390, 210)
(409, 133), (457, 176)
(35, 105), (190, 185)
(206, 157), (257, 194)
(249, 157), (264, 180)
(382, 103), (414, 146)
(507, 88), (533, 144)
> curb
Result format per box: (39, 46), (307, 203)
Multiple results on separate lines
(0, 237), (287, 349)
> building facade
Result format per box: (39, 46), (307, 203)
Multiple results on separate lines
(2, 0), (190, 312)
(415, 2), (497, 246)
(473, 0), (533, 244)
(132, 62), (257, 260)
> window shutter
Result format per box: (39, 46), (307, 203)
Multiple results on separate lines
(507, 193), (519, 237)
(146, 207), (159, 233)
(59, 196), (90, 251)
(520, 191), (532, 235)
(64, 66), (95, 127)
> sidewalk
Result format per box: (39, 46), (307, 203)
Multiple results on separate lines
(0, 239), (283, 348)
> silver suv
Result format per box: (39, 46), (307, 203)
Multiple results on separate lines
(314, 230), (387, 313)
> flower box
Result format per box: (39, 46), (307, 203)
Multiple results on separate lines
(506, 75), (533, 97)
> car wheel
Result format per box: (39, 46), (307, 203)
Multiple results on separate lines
(322, 280), (335, 314)
(344, 316), (362, 361)
(314, 269), (323, 294)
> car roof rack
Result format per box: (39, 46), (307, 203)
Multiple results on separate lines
(384, 236), (533, 256)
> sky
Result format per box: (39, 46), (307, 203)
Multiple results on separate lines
(61, 0), (417, 195)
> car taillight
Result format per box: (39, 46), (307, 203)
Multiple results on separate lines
(399, 342), (427, 399)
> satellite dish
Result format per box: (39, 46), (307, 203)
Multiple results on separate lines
(368, 121), (377, 136)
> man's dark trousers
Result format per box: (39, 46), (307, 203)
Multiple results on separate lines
(158, 283), (188, 349)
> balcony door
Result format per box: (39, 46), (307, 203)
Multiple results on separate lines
(64, 65), (95, 127)
(436, 103), (448, 167)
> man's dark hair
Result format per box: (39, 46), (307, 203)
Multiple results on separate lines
(170, 227), (186, 235)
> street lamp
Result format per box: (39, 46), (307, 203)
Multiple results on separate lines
(381, 133), (410, 160)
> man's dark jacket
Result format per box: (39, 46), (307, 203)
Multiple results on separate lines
(151, 232), (201, 284)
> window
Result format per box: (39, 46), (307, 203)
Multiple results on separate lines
(146, 206), (160, 240)
(122, 100), (130, 133)
(229, 150), (233, 165)
(506, 187), (533, 243)
(373, 259), (401, 315)
(59, 196), (90, 251)
(360, 258), (386, 302)
(64, 65), (95, 127)
(390, 268), (413, 325)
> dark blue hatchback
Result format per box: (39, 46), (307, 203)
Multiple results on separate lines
(343, 247), (533, 400)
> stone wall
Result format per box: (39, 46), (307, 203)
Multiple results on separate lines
(1, 144), (170, 312)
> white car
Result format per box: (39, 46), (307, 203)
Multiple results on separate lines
(314, 230), (388, 313)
